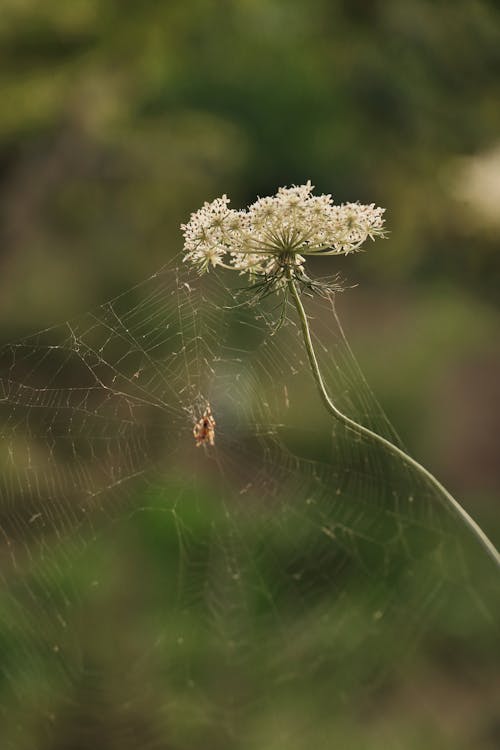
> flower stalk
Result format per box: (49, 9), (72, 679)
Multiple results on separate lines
(287, 273), (500, 568)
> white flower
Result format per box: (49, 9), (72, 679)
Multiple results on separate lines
(181, 182), (386, 279)
(181, 195), (244, 273)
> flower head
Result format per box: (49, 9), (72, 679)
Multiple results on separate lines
(182, 182), (386, 290)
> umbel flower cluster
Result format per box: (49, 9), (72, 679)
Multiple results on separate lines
(182, 181), (386, 292)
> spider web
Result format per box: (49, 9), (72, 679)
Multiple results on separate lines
(0, 261), (497, 749)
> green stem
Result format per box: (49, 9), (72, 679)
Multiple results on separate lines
(287, 277), (500, 569)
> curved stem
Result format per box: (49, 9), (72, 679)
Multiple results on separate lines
(287, 277), (500, 569)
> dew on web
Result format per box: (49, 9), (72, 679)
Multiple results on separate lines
(0, 261), (497, 748)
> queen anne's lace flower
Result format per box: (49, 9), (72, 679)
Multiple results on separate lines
(181, 182), (386, 283)
(181, 184), (500, 570)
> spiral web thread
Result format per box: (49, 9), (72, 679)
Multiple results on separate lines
(0, 262), (497, 749)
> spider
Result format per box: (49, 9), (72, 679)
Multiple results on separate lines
(193, 405), (216, 448)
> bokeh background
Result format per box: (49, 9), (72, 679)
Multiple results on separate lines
(1, 1), (499, 748)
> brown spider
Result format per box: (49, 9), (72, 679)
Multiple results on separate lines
(193, 405), (216, 448)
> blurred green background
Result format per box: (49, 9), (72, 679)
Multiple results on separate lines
(0, 1), (499, 748)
